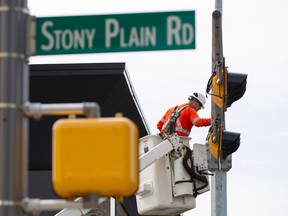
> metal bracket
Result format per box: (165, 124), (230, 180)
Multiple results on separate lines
(21, 196), (107, 215)
(0, 5), (30, 14)
(212, 10), (223, 85)
(23, 102), (101, 120)
(26, 15), (36, 57)
(212, 118), (219, 143)
(206, 141), (232, 171)
(215, 58), (223, 85)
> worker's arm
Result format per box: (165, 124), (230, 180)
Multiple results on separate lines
(193, 117), (211, 127)
(189, 109), (211, 127)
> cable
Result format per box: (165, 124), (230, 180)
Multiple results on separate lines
(181, 146), (208, 197)
(206, 71), (216, 95)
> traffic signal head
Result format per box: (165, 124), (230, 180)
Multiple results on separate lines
(221, 131), (240, 159)
(208, 129), (241, 160)
(226, 72), (247, 108)
(52, 117), (139, 198)
(210, 70), (248, 110)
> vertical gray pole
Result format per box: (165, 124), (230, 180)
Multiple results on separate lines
(215, 0), (223, 14)
(211, 171), (227, 216)
(0, 0), (29, 215)
(211, 1), (228, 216)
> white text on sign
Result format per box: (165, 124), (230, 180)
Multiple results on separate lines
(40, 15), (194, 52)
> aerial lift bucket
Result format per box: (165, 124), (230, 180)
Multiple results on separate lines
(136, 135), (202, 215)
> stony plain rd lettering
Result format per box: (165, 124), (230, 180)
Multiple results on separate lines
(105, 16), (193, 48)
(38, 13), (195, 54)
(105, 18), (156, 48)
(41, 21), (96, 51)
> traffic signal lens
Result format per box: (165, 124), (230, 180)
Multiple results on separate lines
(221, 131), (240, 159)
(227, 73), (247, 107)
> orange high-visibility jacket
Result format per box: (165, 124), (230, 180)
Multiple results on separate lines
(157, 103), (211, 137)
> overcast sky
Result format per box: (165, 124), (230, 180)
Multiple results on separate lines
(28, 0), (288, 215)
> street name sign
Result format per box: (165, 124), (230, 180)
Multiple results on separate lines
(36, 11), (195, 55)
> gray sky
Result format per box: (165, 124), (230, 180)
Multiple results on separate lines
(28, 0), (288, 215)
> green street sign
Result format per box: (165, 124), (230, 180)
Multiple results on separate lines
(36, 11), (195, 55)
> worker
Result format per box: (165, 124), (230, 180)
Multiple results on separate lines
(157, 92), (211, 137)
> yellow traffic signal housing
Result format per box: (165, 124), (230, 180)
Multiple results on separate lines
(52, 117), (139, 198)
(209, 129), (241, 160)
(209, 70), (247, 161)
(211, 69), (226, 110)
(208, 128), (222, 160)
(211, 69), (247, 110)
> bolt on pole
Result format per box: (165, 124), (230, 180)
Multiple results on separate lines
(0, 1), (29, 215)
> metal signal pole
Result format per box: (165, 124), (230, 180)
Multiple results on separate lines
(0, 1), (29, 215)
(209, 1), (247, 216)
(210, 1), (229, 216)
(215, 0), (223, 14)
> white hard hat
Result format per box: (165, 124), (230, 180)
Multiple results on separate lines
(188, 92), (206, 108)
